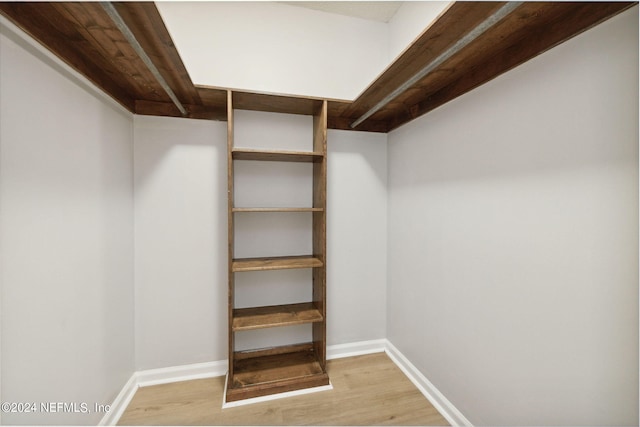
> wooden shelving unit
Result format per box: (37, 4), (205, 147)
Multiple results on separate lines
(232, 148), (324, 163)
(226, 91), (329, 403)
(232, 255), (323, 273)
(228, 343), (327, 401)
(232, 207), (324, 213)
(232, 303), (324, 331)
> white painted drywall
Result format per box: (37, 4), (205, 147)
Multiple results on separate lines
(134, 110), (388, 365)
(0, 19), (135, 425)
(388, 2), (451, 62)
(157, 2), (452, 101)
(134, 116), (228, 369)
(327, 129), (388, 344)
(387, 6), (638, 426)
(156, 1), (389, 100)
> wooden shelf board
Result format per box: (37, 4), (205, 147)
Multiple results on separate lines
(232, 148), (324, 163)
(231, 89), (326, 116)
(232, 255), (323, 272)
(226, 343), (329, 402)
(233, 302), (323, 331)
(233, 207), (324, 213)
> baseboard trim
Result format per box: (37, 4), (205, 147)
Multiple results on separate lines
(136, 360), (228, 388)
(384, 340), (473, 427)
(98, 374), (138, 426)
(327, 338), (387, 359)
(102, 339), (471, 426)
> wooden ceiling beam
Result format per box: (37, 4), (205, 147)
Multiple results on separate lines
(112, 2), (203, 106)
(0, 2), (137, 111)
(1, 2), (636, 130)
(339, 2), (507, 122)
(52, 2), (169, 103)
(379, 1), (637, 132)
(100, 2), (187, 116)
(350, 1), (523, 129)
(135, 100), (226, 121)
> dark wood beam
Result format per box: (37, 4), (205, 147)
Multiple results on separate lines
(0, 2), (137, 111)
(231, 89), (325, 116)
(342, 2), (507, 124)
(383, 1), (637, 131)
(112, 2), (202, 106)
(135, 100), (226, 121)
(1, 2), (635, 130)
(352, 1), (636, 132)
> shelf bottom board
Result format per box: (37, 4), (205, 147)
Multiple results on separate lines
(226, 346), (329, 402)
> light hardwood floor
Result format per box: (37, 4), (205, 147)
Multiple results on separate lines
(118, 353), (450, 426)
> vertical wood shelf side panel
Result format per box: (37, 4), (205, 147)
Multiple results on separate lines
(227, 90), (235, 381)
(226, 98), (329, 402)
(312, 100), (328, 370)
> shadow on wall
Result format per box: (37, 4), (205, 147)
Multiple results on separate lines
(388, 29), (638, 188)
(328, 130), (388, 187)
(133, 116), (229, 369)
(385, 7), (638, 424)
(325, 129), (388, 346)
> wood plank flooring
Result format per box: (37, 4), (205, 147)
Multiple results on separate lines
(118, 353), (450, 426)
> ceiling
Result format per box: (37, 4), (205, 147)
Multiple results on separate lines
(280, 1), (404, 22)
(0, 2), (635, 133)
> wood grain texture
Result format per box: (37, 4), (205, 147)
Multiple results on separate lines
(226, 97), (328, 402)
(232, 88), (326, 115)
(117, 353), (450, 425)
(342, 2), (504, 122)
(0, 2), (136, 110)
(2, 2), (632, 129)
(135, 100), (226, 121)
(234, 343), (316, 360)
(232, 148), (324, 163)
(232, 207), (324, 213)
(232, 256), (323, 272)
(0, 2), (205, 116)
(227, 90), (235, 381)
(378, 1), (637, 131)
(232, 303), (323, 331)
(312, 101), (328, 370)
(228, 372), (330, 402)
(113, 2), (202, 106)
(227, 345), (329, 401)
(347, 1), (636, 131)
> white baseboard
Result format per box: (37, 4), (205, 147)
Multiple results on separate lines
(384, 340), (473, 427)
(98, 374), (138, 426)
(136, 359), (228, 387)
(327, 338), (387, 359)
(102, 339), (471, 426)
(100, 360), (227, 426)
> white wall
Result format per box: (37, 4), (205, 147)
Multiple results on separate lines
(0, 19), (134, 425)
(134, 116), (227, 369)
(387, 7), (638, 426)
(157, 1), (389, 100)
(388, 2), (450, 62)
(134, 111), (387, 365)
(327, 129), (387, 344)
(157, 1), (452, 101)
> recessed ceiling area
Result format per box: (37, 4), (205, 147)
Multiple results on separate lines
(280, 1), (404, 22)
(156, 1), (448, 100)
